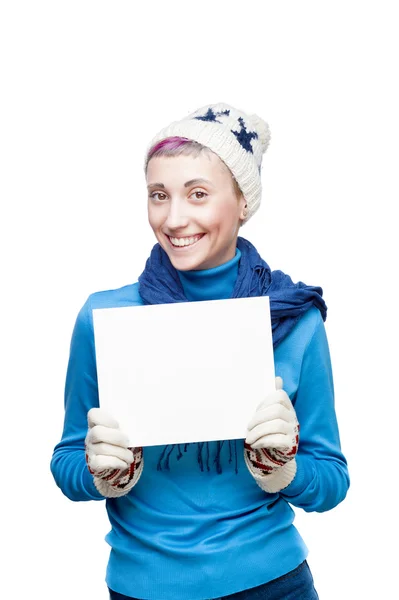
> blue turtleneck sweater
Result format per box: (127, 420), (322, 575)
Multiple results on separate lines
(177, 248), (241, 301)
(51, 249), (349, 600)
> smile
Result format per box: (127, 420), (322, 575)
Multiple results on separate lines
(167, 234), (205, 248)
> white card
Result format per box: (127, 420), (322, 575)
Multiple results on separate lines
(93, 296), (275, 447)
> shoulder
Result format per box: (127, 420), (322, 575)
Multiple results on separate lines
(295, 306), (324, 341)
(274, 307), (330, 400)
(74, 282), (144, 331)
(274, 307), (325, 364)
(86, 281), (144, 310)
(68, 282), (144, 355)
(286, 306), (323, 344)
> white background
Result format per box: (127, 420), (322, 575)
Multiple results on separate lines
(1, 1), (398, 598)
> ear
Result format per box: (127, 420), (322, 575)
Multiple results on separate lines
(239, 199), (248, 221)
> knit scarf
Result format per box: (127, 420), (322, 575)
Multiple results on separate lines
(138, 236), (327, 474)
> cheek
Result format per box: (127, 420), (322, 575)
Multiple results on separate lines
(147, 206), (162, 231)
(203, 201), (239, 231)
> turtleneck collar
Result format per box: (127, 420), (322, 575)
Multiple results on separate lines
(177, 248), (241, 302)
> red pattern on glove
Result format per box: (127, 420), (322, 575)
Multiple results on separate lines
(85, 446), (143, 488)
(244, 423), (299, 477)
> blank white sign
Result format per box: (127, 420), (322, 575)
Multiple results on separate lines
(92, 296), (275, 447)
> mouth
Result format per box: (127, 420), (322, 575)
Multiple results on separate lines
(165, 233), (206, 249)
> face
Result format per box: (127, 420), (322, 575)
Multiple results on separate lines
(146, 152), (246, 271)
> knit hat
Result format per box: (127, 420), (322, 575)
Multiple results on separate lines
(145, 102), (271, 223)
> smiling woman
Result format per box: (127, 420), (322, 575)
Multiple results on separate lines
(146, 144), (247, 271)
(50, 102), (349, 600)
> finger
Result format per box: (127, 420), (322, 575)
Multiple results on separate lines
(88, 407), (120, 429)
(88, 424), (129, 447)
(246, 420), (293, 446)
(90, 454), (130, 472)
(278, 394), (295, 412)
(247, 404), (292, 431)
(275, 376), (283, 390)
(256, 390), (292, 411)
(249, 434), (291, 450)
(90, 442), (134, 465)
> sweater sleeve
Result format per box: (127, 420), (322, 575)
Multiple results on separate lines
(278, 315), (350, 512)
(50, 297), (104, 501)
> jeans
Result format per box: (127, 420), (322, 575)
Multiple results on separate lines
(108, 560), (319, 600)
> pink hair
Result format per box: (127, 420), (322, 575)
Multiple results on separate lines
(148, 136), (191, 157)
(145, 136), (207, 172)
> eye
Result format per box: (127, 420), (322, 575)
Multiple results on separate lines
(150, 192), (168, 202)
(191, 190), (208, 201)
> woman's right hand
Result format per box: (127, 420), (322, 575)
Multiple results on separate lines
(85, 408), (134, 475)
(85, 408), (144, 497)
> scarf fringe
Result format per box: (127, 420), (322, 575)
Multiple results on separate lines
(157, 441), (239, 474)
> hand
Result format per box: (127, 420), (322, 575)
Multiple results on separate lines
(85, 408), (144, 498)
(244, 377), (299, 492)
(85, 408), (134, 477)
(245, 376), (299, 456)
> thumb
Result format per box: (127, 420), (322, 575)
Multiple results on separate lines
(275, 376), (283, 390)
(88, 407), (120, 430)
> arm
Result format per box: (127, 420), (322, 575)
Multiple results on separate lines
(279, 316), (350, 511)
(245, 314), (349, 512)
(50, 297), (143, 501)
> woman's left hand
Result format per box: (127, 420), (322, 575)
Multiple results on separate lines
(246, 376), (299, 453)
(244, 377), (299, 492)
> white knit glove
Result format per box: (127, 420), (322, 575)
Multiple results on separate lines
(85, 408), (143, 498)
(244, 377), (299, 493)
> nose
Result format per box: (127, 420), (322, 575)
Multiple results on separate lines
(164, 199), (189, 231)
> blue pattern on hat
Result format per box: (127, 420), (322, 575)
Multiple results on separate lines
(194, 108), (230, 123)
(231, 117), (258, 153)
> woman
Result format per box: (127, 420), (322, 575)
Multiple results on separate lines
(51, 103), (350, 600)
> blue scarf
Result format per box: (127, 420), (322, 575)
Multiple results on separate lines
(138, 236), (327, 473)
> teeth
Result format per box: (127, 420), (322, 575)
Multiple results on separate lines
(170, 235), (201, 247)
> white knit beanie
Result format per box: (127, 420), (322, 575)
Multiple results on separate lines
(145, 102), (271, 224)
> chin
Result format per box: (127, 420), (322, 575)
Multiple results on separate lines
(168, 254), (206, 271)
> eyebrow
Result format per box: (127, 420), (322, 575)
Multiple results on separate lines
(147, 178), (214, 190)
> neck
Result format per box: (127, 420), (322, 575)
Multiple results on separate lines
(177, 248), (241, 301)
